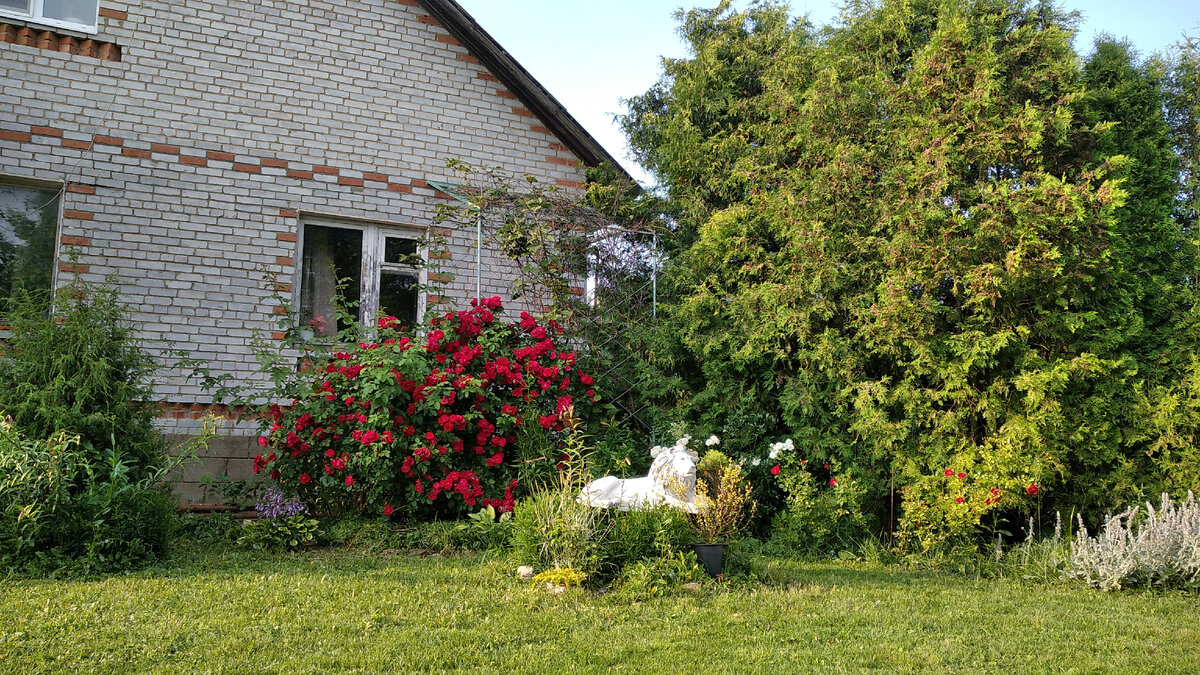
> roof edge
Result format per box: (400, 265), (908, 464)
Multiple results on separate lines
(416, 0), (632, 182)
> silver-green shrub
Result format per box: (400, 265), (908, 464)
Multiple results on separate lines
(1067, 492), (1200, 590)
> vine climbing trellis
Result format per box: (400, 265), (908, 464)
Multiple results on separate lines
(430, 161), (672, 442)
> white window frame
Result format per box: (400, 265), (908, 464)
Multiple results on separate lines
(296, 215), (427, 333)
(0, 0), (99, 35)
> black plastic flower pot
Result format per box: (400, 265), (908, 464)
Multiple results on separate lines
(691, 542), (725, 577)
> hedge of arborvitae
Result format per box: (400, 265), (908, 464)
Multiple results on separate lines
(617, 0), (1200, 550)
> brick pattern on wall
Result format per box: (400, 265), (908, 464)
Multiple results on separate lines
(0, 0), (588, 435)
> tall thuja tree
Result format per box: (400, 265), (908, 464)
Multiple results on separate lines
(1167, 37), (1200, 234)
(620, 2), (823, 459)
(622, 1), (817, 249)
(1081, 38), (1187, 369)
(1132, 36), (1200, 495)
(626, 0), (1145, 548)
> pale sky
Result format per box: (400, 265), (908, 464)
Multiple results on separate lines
(456, 1), (1200, 185)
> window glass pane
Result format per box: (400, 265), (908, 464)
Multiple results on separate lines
(0, 0), (32, 14)
(384, 237), (418, 264)
(41, 0), (96, 25)
(379, 271), (419, 329)
(0, 184), (59, 316)
(299, 225), (362, 338)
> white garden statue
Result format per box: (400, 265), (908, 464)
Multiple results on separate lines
(577, 437), (702, 513)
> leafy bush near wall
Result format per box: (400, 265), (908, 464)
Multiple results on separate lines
(0, 279), (190, 574)
(0, 418), (178, 574)
(255, 298), (603, 520)
(0, 282), (164, 479)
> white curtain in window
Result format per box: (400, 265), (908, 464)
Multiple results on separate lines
(42, 0), (95, 24)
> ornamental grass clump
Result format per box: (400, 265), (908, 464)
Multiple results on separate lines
(1067, 492), (1200, 591)
(509, 410), (606, 574)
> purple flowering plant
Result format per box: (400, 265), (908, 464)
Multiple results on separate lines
(239, 486), (317, 551)
(255, 485), (310, 520)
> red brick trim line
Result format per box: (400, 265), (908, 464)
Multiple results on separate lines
(5, 122), (456, 196)
(0, 22), (122, 61)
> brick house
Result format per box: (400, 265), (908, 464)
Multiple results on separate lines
(0, 0), (621, 501)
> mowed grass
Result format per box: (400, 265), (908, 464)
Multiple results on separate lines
(1, 545), (1197, 674)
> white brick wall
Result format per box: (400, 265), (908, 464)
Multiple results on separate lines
(0, 0), (588, 420)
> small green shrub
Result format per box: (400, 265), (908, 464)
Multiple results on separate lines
(238, 486), (318, 552)
(510, 487), (604, 574)
(453, 505), (513, 550)
(53, 476), (178, 571)
(613, 550), (706, 600)
(0, 423), (81, 561)
(0, 419), (181, 575)
(0, 277), (204, 575)
(0, 280), (164, 478)
(770, 466), (869, 556)
(603, 505), (693, 572)
(238, 516), (319, 552)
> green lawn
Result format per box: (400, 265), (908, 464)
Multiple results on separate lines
(1, 546), (1197, 673)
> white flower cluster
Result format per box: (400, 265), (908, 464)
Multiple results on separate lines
(768, 438), (794, 460)
(649, 435), (700, 460)
(705, 435), (720, 447)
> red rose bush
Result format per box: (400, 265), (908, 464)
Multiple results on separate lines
(254, 298), (598, 519)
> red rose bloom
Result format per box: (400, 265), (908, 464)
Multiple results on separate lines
(345, 475), (354, 486)
(955, 496), (964, 504)
(944, 468), (954, 477)
(829, 477), (838, 487)
(770, 464), (781, 475)
(956, 472), (966, 479)
(1026, 484), (1039, 495)
(383, 504), (394, 516)
(299, 473), (311, 484)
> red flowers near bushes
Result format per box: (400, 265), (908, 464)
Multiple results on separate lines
(253, 298), (600, 519)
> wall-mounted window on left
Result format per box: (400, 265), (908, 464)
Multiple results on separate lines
(0, 0), (98, 34)
(0, 182), (60, 315)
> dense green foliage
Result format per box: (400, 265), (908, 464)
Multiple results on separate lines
(0, 281), (164, 478)
(621, 0), (1200, 550)
(0, 280), (185, 574)
(0, 412), (178, 575)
